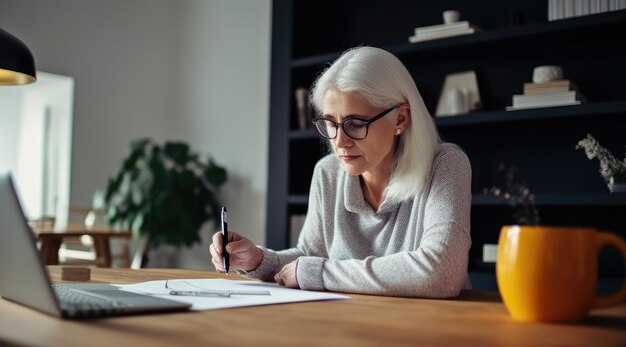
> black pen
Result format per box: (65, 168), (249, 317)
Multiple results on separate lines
(221, 206), (229, 274)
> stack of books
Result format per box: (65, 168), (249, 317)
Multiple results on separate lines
(548, 0), (626, 21)
(506, 79), (585, 111)
(408, 21), (479, 43)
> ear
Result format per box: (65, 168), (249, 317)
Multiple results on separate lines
(395, 103), (411, 132)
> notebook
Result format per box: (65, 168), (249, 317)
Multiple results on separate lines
(0, 173), (191, 319)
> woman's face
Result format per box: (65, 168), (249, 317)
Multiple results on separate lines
(321, 89), (408, 180)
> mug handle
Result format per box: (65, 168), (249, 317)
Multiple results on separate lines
(595, 232), (626, 308)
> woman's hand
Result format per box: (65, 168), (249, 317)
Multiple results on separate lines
(274, 259), (300, 289)
(209, 230), (263, 272)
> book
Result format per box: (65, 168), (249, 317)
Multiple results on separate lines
(523, 79), (578, 95)
(414, 21), (470, 35)
(524, 79), (573, 88)
(507, 90), (585, 110)
(513, 90), (584, 106)
(550, 0), (625, 20)
(506, 101), (581, 111)
(408, 27), (477, 43)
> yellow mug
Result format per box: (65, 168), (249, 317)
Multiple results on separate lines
(496, 225), (626, 322)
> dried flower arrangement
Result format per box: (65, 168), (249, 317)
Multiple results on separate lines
(483, 163), (541, 225)
(576, 134), (626, 192)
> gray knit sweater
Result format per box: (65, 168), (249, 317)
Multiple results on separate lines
(247, 143), (472, 298)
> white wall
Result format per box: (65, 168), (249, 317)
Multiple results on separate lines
(0, 0), (178, 206)
(174, 0), (271, 268)
(0, 90), (22, 174)
(0, 0), (271, 267)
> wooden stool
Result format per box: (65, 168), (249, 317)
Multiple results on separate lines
(38, 230), (132, 268)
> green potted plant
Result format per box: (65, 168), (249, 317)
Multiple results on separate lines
(576, 134), (626, 193)
(97, 138), (227, 262)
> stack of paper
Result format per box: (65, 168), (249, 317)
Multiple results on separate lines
(116, 278), (349, 311)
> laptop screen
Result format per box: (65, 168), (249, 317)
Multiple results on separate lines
(0, 173), (62, 317)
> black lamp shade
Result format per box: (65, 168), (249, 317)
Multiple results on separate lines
(0, 28), (36, 85)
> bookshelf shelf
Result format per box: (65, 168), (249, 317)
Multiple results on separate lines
(289, 100), (626, 134)
(291, 10), (626, 68)
(435, 101), (626, 127)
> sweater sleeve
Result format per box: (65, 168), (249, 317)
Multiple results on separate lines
(297, 148), (472, 298)
(243, 158), (330, 282)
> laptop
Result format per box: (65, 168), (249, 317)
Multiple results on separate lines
(0, 173), (191, 319)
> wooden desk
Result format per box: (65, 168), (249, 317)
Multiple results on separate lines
(1, 267), (625, 347)
(37, 229), (132, 267)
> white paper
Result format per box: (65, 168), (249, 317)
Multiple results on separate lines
(114, 279), (349, 311)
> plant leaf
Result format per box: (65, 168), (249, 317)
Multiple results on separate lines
(206, 159), (227, 186)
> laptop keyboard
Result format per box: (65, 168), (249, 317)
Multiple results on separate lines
(53, 285), (128, 313)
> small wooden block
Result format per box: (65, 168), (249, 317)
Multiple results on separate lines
(61, 267), (91, 281)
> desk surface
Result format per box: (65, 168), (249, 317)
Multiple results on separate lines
(1, 267), (625, 347)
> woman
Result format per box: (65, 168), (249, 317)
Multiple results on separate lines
(209, 46), (471, 298)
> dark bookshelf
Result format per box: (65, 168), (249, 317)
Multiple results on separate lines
(267, 0), (626, 288)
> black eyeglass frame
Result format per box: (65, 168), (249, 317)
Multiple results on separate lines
(311, 105), (399, 140)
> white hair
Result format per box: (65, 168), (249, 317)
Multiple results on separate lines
(310, 46), (440, 203)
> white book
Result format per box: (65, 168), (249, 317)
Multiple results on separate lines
(506, 101), (581, 111)
(564, 0), (575, 17)
(513, 99), (580, 108)
(590, 0), (599, 12)
(513, 91), (580, 104)
(574, 0), (582, 16)
(600, 0), (609, 11)
(414, 21), (470, 35)
(580, 0), (591, 16)
(556, 0), (566, 18)
(408, 27), (476, 43)
(512, 92), (585, 108)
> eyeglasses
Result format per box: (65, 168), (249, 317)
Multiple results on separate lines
(311, 106), (399, 140)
